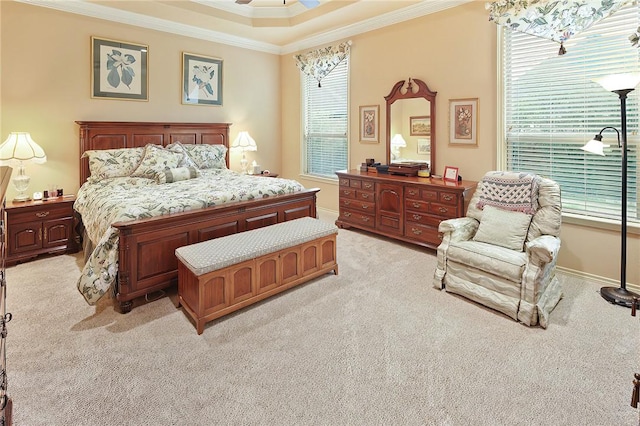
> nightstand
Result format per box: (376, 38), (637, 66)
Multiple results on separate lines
(5, 195), (78, 265)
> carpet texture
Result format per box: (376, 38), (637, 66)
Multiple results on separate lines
(5, 227), (639, 425)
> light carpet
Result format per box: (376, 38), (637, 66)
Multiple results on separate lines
(5, 227), (639, 425)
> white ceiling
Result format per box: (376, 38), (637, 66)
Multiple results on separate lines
(19, 0), (471, 54)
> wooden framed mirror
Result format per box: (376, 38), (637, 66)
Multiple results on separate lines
(385, 78), (437, 171)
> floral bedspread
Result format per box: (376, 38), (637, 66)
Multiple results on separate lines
(74, 169), (305, 305)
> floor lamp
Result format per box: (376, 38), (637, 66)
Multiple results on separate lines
(581, 73), (640, 308)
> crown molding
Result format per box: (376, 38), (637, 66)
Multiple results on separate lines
(17, 0), (471, 55)
(192, 0), (311, 19)
(280, 0), (472, 54)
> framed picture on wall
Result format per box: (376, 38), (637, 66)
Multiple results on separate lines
(91, 36), (148, 101)
(449, 98), (478, 146)
(182, 52), (223, 106)
(359, 105), (379, 143)
(417, 138), (431, 155)
(410, 116), (430, 136)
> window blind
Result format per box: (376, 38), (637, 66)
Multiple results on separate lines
(502, 4), (640, 223)
(302, 57), (348, 179)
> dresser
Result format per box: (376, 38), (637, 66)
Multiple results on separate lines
(335, 170), (476, 249)
(0, 166), (13, 425)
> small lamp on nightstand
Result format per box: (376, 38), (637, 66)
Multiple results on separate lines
(230, 131), (257, 174)
(0, 132), (47, 202)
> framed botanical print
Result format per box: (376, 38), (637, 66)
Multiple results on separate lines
(359, 105), (379, 143)
(91, 36), (148, 101)
(444, 166), (459, 182)
(182, 52), (223, 106)
(449, 98), (478, 146)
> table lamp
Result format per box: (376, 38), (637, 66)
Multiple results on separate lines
(390, 134), (407, 161)
(0, 132), (47, 202)
(230, 131), (257, 174)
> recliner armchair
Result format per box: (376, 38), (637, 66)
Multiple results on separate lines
(433, 171), (563, 328)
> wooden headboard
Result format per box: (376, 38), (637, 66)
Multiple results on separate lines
(76, 121), (231, 186)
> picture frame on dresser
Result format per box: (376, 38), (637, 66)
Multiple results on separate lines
(359, 105), (379, 143)
(182, 52), (223, 106)
(444, 166), (459, 182)
(91, 36), (148, 101)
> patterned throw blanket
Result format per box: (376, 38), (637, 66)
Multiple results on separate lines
(476, 171), (540, 215)
(74, 169), (305, 305)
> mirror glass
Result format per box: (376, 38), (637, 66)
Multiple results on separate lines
(385, 79), (436, 171)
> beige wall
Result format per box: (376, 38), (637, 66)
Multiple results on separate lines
(0, 1), (282, 198)
(2, 1), (638, 288)
(281, 1), (639, 289)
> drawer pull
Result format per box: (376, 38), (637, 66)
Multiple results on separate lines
(442, 194), (454, 201)
(411, 228), (422, 235)
(439, 207), (448, 213)
(343, 190), (352, 196)
(340, 179), (348, 186)
(363, 183), (373, 189)
(362, 216), (370, 222)
(361, 204), (369, 209)
(361, 193), (369, 199)
(344, 200), (351, 206)
(408, 190), (418, 196)
(413, 214), (422, 221)
(38, 228), (42, 241)
(35, 211), (50, 218)
(344, 212), (352, 217)
(413, 202), (421, 208)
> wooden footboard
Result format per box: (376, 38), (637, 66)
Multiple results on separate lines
(112, 188), (319, 313)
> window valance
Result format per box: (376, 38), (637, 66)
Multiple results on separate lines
(486, 0), (632, 54)
(294, 40), (351, 87)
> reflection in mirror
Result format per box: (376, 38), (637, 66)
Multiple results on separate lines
(385, 78), (437, 171)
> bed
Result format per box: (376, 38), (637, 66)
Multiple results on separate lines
(75, 121), (319, 313)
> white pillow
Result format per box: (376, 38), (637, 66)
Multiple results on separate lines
(130, 144), (183, 181)
(179, 144), (228, 169)
(473, 205), (533, 251)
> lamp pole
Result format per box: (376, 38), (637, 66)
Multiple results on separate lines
(600, 88), (639, 307)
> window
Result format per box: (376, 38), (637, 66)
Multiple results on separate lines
(501, 5), (639, 224)
(302, 57), (349, 179)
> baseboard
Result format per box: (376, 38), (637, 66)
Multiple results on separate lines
(321, 207), (640, 295)
(556, 266), (640, 294)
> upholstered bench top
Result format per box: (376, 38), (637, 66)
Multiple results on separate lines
(175, 217), (338, 276)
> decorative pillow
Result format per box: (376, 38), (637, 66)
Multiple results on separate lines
(130, 144), (183, 181)
(157, 166), (201, 184)
(476, 171), (541, 215)
(165, 142), (200, 169)
(473, 205), (533, 251)
(83, 147), (145, 180)
(179, 144), (228, 169)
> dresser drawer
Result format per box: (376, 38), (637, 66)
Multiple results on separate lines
(340, 198), (374, 213)
(405, 199), (429, 214)
(356, 190), (374, 202)
(406, 186), (438, 201)
(339, 188), (357, 199)
(439, 191), (459, 205)
(339, 208), (375, 228)
(404, 222), (441, 245)
(405, 211), (441, 227)
(338, 177), (350, 187)
(427, 203), (459, 218)
(8, 203), (72, 224)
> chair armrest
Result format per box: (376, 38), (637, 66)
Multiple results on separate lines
(526, 235), (560, 265)
(439, 217), (479, 243)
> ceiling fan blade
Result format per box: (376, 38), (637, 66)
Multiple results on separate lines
(299, 0), (320, 8)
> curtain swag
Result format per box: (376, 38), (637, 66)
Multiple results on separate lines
(294, 40), (351, 88)
(486, 0), (632, 54)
